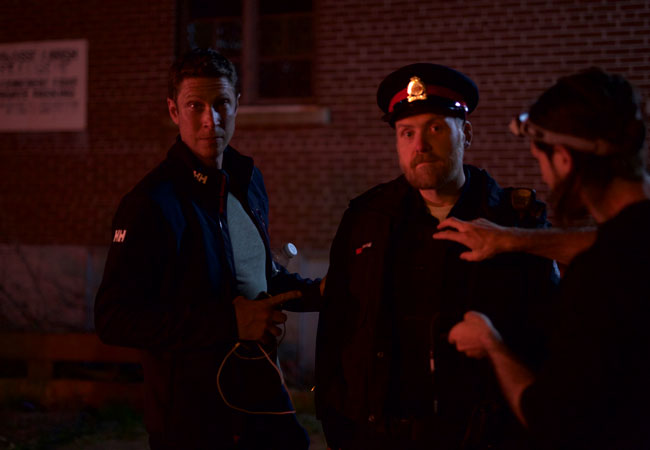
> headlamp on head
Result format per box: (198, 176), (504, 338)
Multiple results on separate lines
(509, 113), (616, 156)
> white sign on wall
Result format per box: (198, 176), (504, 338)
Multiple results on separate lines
(0, 39), (88, 132)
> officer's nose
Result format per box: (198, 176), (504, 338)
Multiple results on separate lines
(414, 133), (431, 153)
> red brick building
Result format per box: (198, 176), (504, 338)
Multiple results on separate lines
(1, 0), (649, 333)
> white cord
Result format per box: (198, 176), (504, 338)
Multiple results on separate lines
(216, 341), (297, 415)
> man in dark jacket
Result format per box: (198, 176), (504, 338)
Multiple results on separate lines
(94, 48), (320, 450)
(315, 63), (558, 450)
(449, 68), (650, 450)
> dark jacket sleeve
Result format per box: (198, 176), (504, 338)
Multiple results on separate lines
(268, 264), (323, 312)
(314, 207), (358, 448)
(94, 191), (239, 351)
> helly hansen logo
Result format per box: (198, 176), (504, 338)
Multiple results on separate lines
(193, 170), (207, 184)
(113, 229), (127, 243)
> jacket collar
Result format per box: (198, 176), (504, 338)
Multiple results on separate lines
(449, 165), (484, 220)
(349, 175), (412, 219)
(222, 141), (254, 200)
(356, 165), (501, 222)
(167, 136), (254, 200)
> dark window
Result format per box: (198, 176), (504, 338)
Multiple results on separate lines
(178, 0), (313, 104)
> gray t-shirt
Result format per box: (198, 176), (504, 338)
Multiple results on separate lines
(226, 192), (268, 299)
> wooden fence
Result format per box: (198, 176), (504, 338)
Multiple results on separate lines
(0, 332), (143, 409)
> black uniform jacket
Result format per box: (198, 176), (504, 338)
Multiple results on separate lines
(315, 165), (558, 449)
(95, 138), (320, 447)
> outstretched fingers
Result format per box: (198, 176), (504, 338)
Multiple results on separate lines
(434, 217), (505, 262)
(434, 218), (476, 260)
(437, 216), (467, 232)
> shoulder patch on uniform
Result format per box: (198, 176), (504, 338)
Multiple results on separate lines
(113, 229), (127, 243)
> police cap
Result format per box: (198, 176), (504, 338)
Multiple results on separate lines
(377, 63), (479, 126)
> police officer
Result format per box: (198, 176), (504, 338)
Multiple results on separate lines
(315, 63), (558, 449)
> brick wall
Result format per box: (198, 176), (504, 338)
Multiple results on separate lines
(0, 0), (177, 246)
(1, 0), (649, 258)
(244, 0), (650, 255)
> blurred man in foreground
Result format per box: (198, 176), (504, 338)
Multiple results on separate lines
(449, 67), (650, 450)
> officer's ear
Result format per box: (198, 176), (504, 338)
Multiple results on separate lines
(167, 98), (180, 126)
(463, 120), (473, 148)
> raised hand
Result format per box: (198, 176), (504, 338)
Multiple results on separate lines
(434, 217), (512, 261)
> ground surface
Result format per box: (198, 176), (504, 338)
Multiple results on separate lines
(0, 394), (326, 450)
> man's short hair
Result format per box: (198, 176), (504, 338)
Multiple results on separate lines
(529, 67), (646, 182)
(168, 48), (239, 101)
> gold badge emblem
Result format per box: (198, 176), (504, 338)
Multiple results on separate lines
(407, 76), (427, 103)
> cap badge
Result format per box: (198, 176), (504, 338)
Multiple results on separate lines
(407, 77), (427, 103)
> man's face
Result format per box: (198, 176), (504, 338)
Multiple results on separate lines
(167, 77), (239, 168)
(395, 112), (470, 190)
